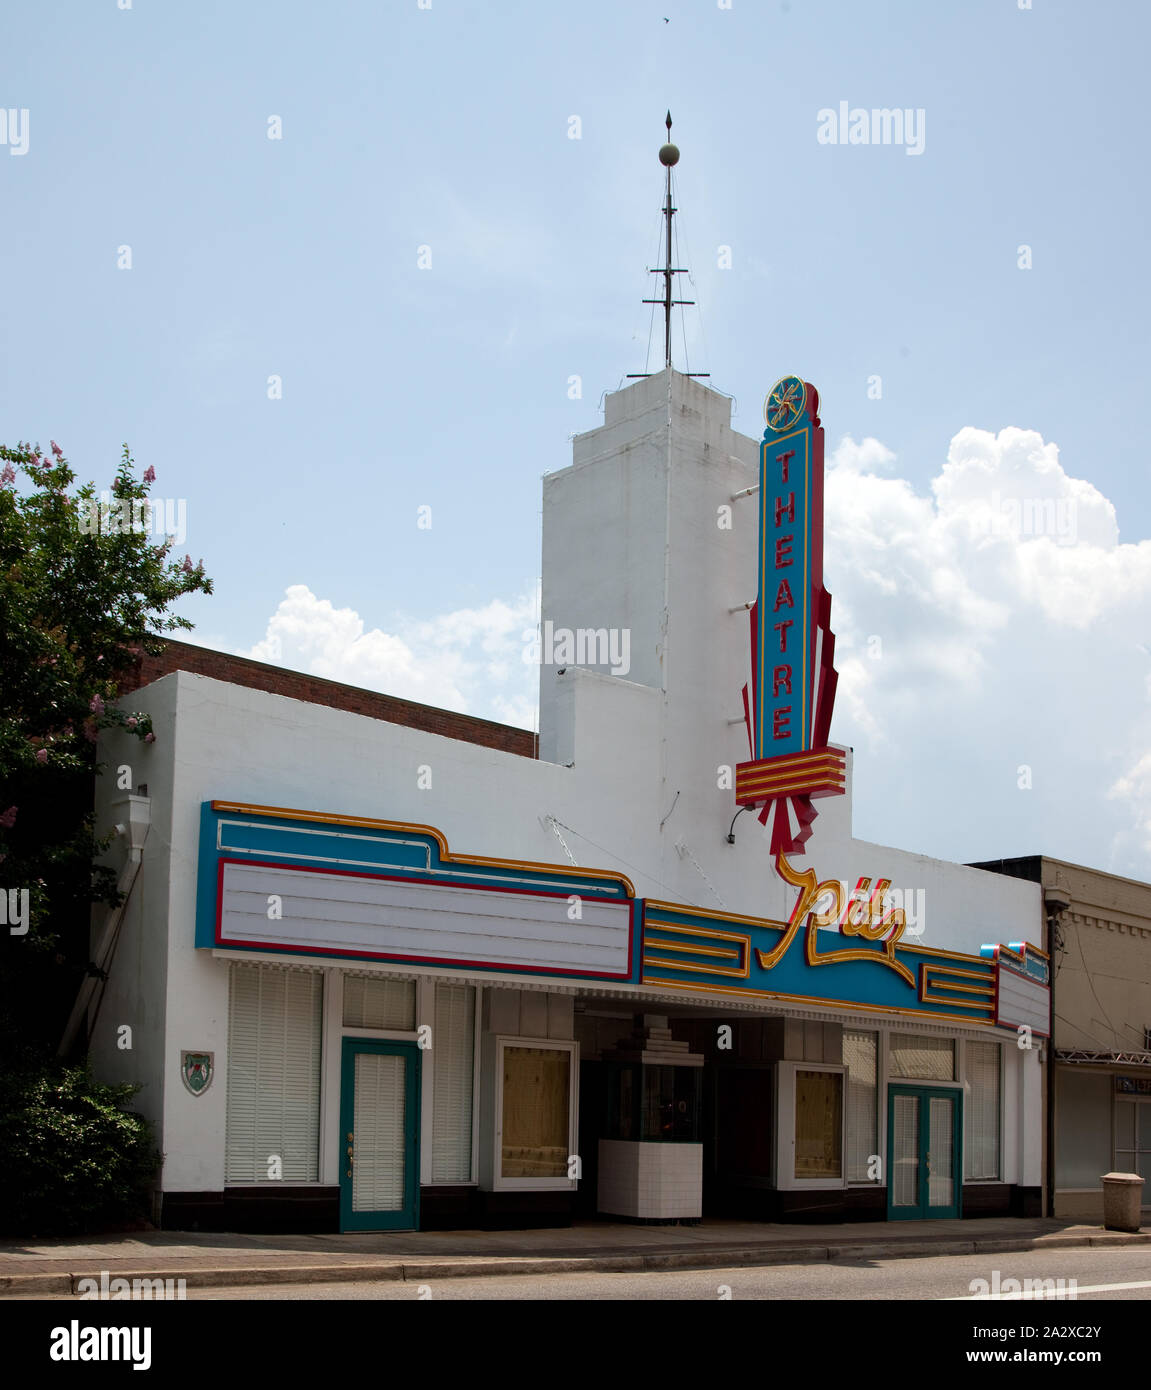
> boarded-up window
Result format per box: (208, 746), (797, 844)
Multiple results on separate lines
(795, 1069), (843, 1179)
(501, 1045), (570, 1179)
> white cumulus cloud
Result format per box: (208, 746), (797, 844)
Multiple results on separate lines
(823, 427), (1151, 872)
(245, 583), (541, 726)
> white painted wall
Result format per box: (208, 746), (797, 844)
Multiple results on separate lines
(87, 680), (177, 1153)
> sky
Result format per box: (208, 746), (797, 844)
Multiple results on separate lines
(2, 0), (1149, 878)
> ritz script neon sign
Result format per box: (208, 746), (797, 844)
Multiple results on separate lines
(757, 850), (913, 985)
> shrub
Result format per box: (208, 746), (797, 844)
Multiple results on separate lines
(0, 1059), (160, 1236)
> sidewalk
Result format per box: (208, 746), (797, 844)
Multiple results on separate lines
(2, 1217), (1147, 1295)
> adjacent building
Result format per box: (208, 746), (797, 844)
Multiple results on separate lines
(974, 855), (1151, 1223)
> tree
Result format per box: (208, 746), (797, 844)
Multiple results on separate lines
(0, 440), (212, 1057)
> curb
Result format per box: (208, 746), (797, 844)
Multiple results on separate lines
(2, 1230), (1147, 1295)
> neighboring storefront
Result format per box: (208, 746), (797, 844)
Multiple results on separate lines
(974, 855), (1151, 1222)
(85, 368), (1048, 1231)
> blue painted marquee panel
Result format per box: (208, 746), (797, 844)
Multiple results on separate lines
(643, 901), (1002, 1024)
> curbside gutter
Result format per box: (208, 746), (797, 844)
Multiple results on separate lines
(1, 1229), (1148, 1296)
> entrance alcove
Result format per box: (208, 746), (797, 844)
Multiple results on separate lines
(594, 1015), (705, 1223)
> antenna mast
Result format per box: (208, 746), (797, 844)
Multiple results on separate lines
(628, 112), (709, 379)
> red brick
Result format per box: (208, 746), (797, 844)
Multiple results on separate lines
(118, 639), (537, 759)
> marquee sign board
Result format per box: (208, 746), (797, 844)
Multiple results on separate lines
(195, 803), (1048, 1031)
(980, 941), (1052, 1037)
(737, 377), (844, 854)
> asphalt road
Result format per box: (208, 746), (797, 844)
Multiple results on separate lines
(90, 1246), (1151, 1300)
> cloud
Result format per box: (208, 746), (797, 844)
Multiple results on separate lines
(823, 427), (1151, 870)
(244, 583), (540, 727)
(239, 423), (1151, 874)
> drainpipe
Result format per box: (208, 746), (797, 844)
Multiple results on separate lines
(1042, 884), (1071, 1218)
(58, 794), (151, 1058)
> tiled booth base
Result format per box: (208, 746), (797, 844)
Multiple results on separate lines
(597, 1139), (704, 1223)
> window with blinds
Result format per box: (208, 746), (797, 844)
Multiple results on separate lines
(844, 1029), (878, 1182)
(965, 1040), (1001, 1180)
(889, 1033), (955, 1081)
(342, 975), (415, 1030)
(225, 963), (323, 1184)
(431, 983), (475, 1182)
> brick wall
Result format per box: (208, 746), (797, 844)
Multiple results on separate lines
(118, 638), (537, 759)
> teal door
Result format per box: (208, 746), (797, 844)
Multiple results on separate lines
(886, 1085), (962, 1220)
(339, 1040), (420, 1232)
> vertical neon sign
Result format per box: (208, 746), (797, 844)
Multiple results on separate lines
(737, 376), (844, 856)
(756, 377), (818, 757)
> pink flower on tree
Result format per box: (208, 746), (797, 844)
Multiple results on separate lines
(89, 694), (105, 716)
(0, 806), (18, 829)
(50, 440), (63, 458)
(143, 466), (156, 484)
(35, 748), (47, 764)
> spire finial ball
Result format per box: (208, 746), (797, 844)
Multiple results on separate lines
(659, 143), (680, 167)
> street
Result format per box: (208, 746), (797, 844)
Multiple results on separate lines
(24, 1246), (1151, 1301)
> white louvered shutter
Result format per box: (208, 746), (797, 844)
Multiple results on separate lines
(342, 974), (415, 1030)
(964, 1040), (1001, 1180)
(431, 983), (475, 1182)
(889, 1033), (955, 1081)
(843, 1029), (877, 1182)
(225, 963), (322, 1183)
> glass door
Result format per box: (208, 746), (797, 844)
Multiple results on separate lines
(887, 1085), (961, 1220)
(339, 1039), (420, 1231)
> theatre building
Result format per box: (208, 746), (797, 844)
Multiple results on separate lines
(83, 363), (1048, 1232)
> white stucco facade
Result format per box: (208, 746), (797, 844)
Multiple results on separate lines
(87, 369), (1047, 1229)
